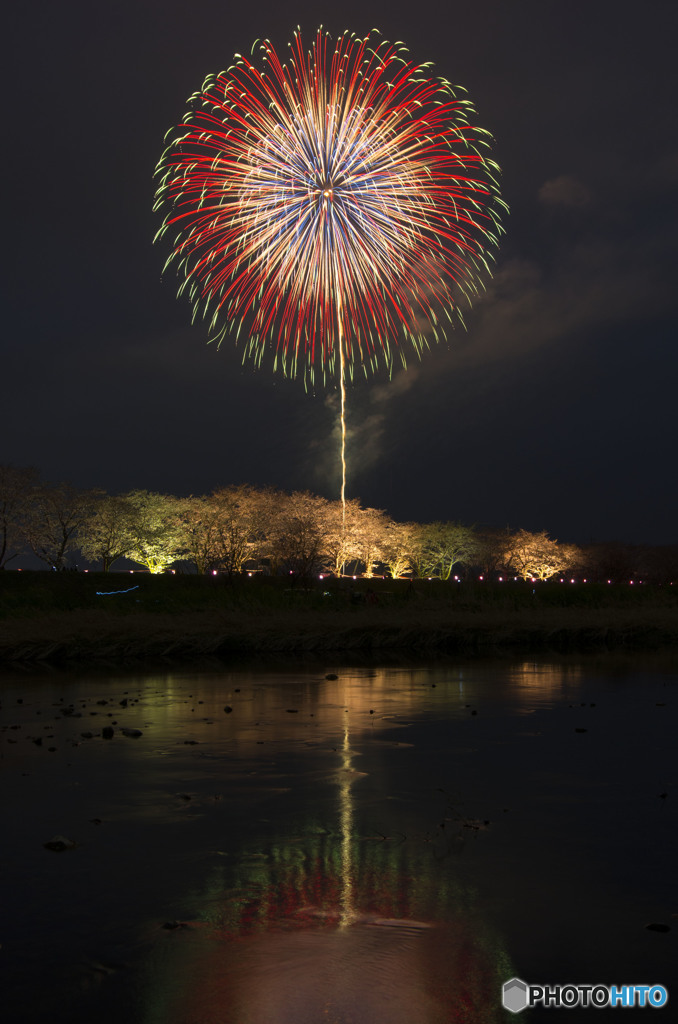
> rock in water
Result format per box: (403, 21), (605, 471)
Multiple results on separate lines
(44, 835), (76, 851)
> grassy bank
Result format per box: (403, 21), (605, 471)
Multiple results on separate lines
(1, 572), (677, 663)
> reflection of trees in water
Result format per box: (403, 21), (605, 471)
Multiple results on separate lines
(507, 660), (583, 698)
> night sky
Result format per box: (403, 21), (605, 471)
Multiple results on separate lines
(4, 0), (677, 544)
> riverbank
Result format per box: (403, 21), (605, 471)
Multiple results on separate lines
(2, 572), (677, 664)
(2, 604), (678, 664)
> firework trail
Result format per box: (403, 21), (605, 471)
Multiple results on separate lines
(154, 28), (505, 528)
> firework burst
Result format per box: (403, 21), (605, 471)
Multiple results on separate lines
(154, 28), (505, 388)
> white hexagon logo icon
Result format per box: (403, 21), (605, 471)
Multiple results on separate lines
(503, 978), (529, 1013)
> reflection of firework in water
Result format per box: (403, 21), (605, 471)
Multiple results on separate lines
(142, 681), (514, 1022)
(154, 28), (505, 512)
(155, 28), (504, 385)
(155, 833), (514, 1024)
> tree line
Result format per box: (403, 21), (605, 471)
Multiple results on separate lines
(1, 464), (676, 582)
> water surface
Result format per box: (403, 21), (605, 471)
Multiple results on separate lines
(1, 653), (676, 1021)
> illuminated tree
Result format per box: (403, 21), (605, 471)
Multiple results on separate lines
(411, 522), (479, 579)
(502, 529), (578, 581)
(0, 463), (38, 568)
(352, 506), (392, 577)
(125, 490), (186, 574)
(210, 485), (273, 575)
(266, 491), (331, 578)
(380, 520), (418, 578)
(322, 498), (364, 575)
(23, 481), (101, 570)
(79, 493), (136, 571)
(179, 495), (225, 575)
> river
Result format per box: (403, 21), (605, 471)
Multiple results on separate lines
(1, 652), (676, 1021)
